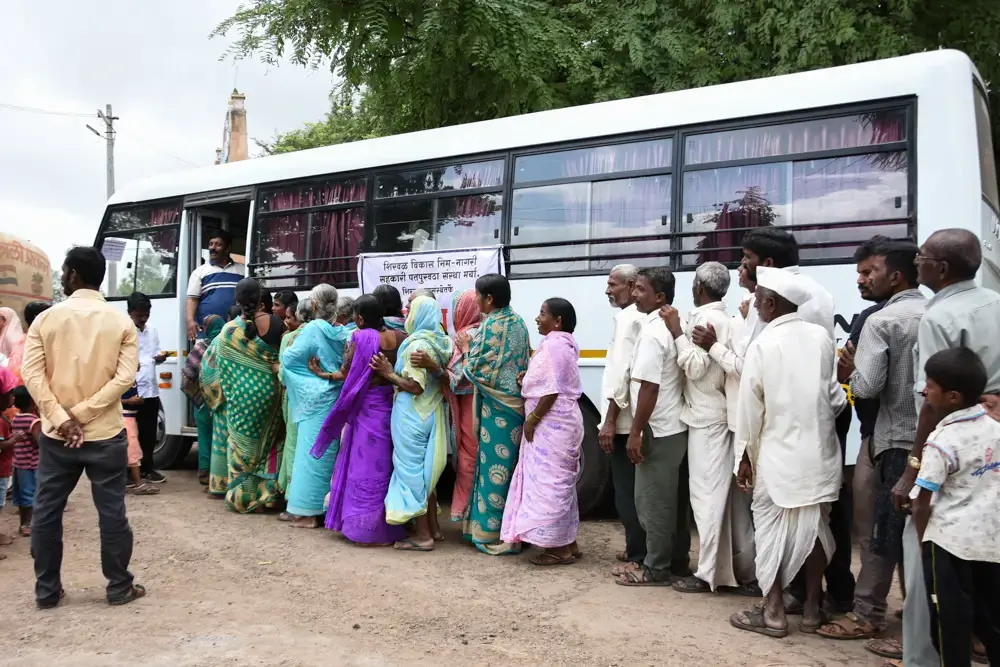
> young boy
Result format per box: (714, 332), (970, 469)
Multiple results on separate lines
(10, 386), (41, 536)
(127, 292), (168, 484)
(911, 346), (1000, 667)
(123, 377), (159, 496)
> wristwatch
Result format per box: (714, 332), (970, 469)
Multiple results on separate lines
(908, 455), (922, 471)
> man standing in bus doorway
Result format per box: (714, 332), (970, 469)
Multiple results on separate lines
(596, 264), (647, 576)
(127, 292), (169, 485)
(662, 262), (758, 596)
(21, 247), (146, 608)
(816, 239), (923, 649)
(889, 229), (1000, 667)
(186, 230), (245, 340)
(729, 267), (846, 638)
(614, 267), (691, 586)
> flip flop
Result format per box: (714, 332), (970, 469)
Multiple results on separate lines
(393, 538), (434, 552)
(615, 566), (672, 587)
(729, 604), (789, 638)
(18, 525), (31, 537)
(529, 552), (575, 566)
(673, 576), (712, 593)
(816, 612), (885, 640)
(109, 584), (146, 606)
(865, 638), (902, 659)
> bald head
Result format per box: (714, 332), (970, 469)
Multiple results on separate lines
(926, 229), (981, 280)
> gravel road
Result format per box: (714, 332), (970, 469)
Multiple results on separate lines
(0, 469), (899, 666)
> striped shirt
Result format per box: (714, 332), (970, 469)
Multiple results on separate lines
(187, 260), (245, 328)
(11, 412), (40, 470)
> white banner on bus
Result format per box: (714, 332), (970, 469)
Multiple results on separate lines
(357, 246), (504, 332)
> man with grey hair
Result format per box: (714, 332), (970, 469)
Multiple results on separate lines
(661, 261), (757, 595)
(597, 263), (648, 573)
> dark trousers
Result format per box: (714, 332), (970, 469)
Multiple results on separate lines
(789, 406), (856, 609)
(136, 396), (160, 474)
(610, 434), (647, 564)
(31, 432), (134, 604)
(923, 542), (1000, 667)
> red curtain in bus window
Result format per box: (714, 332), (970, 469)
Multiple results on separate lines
(149, 206), (180, 227)
(311, 208), (365, 284)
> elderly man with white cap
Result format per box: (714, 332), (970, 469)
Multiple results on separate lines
(729, 266), (847, 639)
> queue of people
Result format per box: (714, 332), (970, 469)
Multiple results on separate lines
(1, 226), (998, 667)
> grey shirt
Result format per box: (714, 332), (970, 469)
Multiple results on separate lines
(913, 280), (1000, 411)
(850, 289), (926, 456)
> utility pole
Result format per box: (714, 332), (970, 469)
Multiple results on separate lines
(86, 104), (117, 199)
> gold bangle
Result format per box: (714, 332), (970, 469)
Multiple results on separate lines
(908, 455), (922, 470)
(528, 412), (541, 423)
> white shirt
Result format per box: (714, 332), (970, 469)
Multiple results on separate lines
(916, 405), (1000, 563)
(629, 312), (687, 439)
(136, 325), (160, 399)
(676, 301), (729, 429)
(734, 313), (844, 509)
(710, 310), (747, 432)
(742, 266), (836, 353)
(601, 304), (645, 434)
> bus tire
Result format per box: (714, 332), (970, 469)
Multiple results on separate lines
(152, 402), (193, 469)
(575, 398), (611, 517)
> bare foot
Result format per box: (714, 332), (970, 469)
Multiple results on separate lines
(289, 516), (320, 529)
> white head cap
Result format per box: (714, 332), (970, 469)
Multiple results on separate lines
(755, 266), (812, 306)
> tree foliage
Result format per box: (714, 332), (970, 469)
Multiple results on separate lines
(217, 0), (1000, 164)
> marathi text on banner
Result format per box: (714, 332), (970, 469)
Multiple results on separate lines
(357, 246), (504, 332)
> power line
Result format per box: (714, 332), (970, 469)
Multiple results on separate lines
(129, 135), (200, 167)
(0, 101), (94, 118)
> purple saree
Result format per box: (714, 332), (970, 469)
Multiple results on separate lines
(312, 328), (406, 544)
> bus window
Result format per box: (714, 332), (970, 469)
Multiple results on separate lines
(974, 86), (999, 219)
(370, 159), (505, 254)
(681, 111), (910, 267)
(509, 139), (674, 275)
(97, 203), (181, 298)
(252, 177), (367, 289)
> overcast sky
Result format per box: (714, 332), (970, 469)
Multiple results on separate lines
(0, 0), (334, 266)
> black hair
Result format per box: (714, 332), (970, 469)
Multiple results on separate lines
(274, 290), (298, 309)
(226, 304), (243, 322)
(209, 229), (233, 247)
(742, 227), (799, 268)
(353, 294), (385, 330)
(126, 291), (152, 313)
(260, 289), (273, 314)
(66, 246), (107, 288)
(882, 241), (920, 287)
(23, 301), (50, 326)
(852, 235), (893, 263)
(475, 273), (512, 309)
(924, 347), (987, 406)
(637, 267), (676, 304)
(12, 385), (33, 412)
(372, 284), (403, 318)
(234, 278), (262, 339)
(544, 298), (577, 334)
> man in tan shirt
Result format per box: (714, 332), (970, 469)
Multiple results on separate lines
(21, 246), (145, 609)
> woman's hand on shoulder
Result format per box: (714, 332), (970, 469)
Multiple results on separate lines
(307, 356), (326, 378)
(455, 331), (471, 354)
(369, 352), (393, 378)
(410, 349), (440, 373)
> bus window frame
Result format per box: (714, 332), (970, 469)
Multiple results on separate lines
(973, 78), (999, 217)
(107, 96), (920, 290)
(94, 197), (184, 301)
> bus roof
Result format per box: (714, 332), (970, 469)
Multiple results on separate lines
(107, 49), (978, 208)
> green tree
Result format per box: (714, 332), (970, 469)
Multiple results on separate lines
(117, 247), (172, 297)
(216, 0), (1000, 167)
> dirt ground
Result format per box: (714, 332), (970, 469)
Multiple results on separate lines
(0, 467), (902, 667)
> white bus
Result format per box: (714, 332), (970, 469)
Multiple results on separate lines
(94, 49), (999, 514)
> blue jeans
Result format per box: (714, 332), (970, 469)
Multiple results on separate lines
(12, 468), (36, 507)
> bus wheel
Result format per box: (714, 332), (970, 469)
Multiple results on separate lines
(575, 399), (612, 517)
(152, 402), (193, 470)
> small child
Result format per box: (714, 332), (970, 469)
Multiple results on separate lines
(912, 347), (1000, 667)
(0, 367), (24, 551)
(10, 387), (41, 536)
(123, 379), (159, 496)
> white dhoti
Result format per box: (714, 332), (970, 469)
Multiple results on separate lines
(689, 423), (757, 589)
(751, 475), (835, 596)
